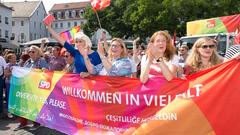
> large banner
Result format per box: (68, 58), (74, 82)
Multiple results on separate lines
(187, 14), (240, 36)
(9, 60), (240, 135)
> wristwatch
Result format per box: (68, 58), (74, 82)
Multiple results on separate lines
(156, 57), (163, 62)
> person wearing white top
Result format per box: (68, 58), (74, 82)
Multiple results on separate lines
(0, 55), (6, 115)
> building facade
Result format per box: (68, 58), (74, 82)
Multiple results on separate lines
(4, 0), (47, 45)
(0, 3), (13, 49)
(49, 2), (89, 35)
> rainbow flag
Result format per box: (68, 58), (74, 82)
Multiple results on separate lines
(60, 26), (81, 44)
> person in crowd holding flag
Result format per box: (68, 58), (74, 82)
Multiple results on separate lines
(140, 31), (179, 83)
(184, 37), (223, 75)
(224, 44), (240, 61)
(79, 38), (133, 77)
(45, 21), (101, 74)
(14, 45), (48, 131)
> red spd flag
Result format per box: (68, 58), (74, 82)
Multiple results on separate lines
(43, 14), (55, 26)
(90, 0), (111, 11)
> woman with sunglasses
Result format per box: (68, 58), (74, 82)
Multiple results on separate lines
(45, 22), (101, 74)
(140, 31), (179, 83)
(80, 38), (133, 77)
(184, 37), (223, 75)
(14, 45), (48, 131)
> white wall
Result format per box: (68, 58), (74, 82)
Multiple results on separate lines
(29, 1), (47, 41)
(11, 18), (29, 45)
(0, 6), (12, 42)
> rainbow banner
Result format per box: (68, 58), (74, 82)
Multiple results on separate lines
(60, 26), (81, 44)
(187, 14), (240, 36)
(9, 60), (240, 135)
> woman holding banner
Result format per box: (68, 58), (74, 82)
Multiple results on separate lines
(14, 45), (48, 131)
(140, 31), (179, 83)
(79, 38), (133, 77)
(45, 20), (101, 74)
(184, 37), (223, 75)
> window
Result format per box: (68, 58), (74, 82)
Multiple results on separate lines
(5, 30), (9, 38)
(74, 22), (77, 26)
(5, 17), (9, 24)
(61, 12), (65, 19)
(0, 29), (2, 37)
(34, 21), (36, 28)
(12, 21), (15, 26)
(37, 10), (38, 16)
(34, 34), (36, 40)
(55, 23), (58, 28)
(11, 33), (15, 40)
(60, 23), (63, 28)
(21, 33), (24, 40)
(0, 15), (1, 23)
(21, 21), (24, 26)
(30, 33), (32, 40)
(67, 22), (71, 27)
(40, 23), (42, 29)
(69, 11), (72, 18)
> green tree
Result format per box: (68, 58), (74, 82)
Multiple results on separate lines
(82, 0), (240, 39)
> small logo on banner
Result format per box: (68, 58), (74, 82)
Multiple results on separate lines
(38, 70), (54, 90)
(38, 80), (51, 90)
(207, 19), (216, 28)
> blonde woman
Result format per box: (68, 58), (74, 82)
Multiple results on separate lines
(140, 31), (178, 83)
(80, 38), (133, 77)
(45, 22), (101, 73)
(184, 37), (223, 75)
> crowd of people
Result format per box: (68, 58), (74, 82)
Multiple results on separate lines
(0, 24), (239, 132)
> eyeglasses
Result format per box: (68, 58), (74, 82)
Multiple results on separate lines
(75, 40), (83, 43)
(28, 51), (35, 54)
(200, 44), (216, 49)
(111, 44), (122, 48)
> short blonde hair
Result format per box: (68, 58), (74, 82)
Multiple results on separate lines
(29, 45), (41, 57)
(74, 32), (92, 48)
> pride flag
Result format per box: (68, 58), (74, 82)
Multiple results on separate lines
(60, 26), (81, 44)
(9, 60), (240, 135)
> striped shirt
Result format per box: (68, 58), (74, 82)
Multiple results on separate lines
(225, 45), (240, 59)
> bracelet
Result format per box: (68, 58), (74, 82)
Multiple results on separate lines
(84, 57), (90, 61)
(100, 56), (107, 60)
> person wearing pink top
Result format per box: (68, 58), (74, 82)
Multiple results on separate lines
(140, 31), (179, 83)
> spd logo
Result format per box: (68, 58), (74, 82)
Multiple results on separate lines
(38, 80), (51, 90)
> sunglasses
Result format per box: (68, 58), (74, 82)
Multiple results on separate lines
(200, 44), (216, 49)
(28, 51), (35, 54)
(178, 49), (186, 52)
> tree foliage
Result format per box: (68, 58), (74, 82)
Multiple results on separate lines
(82, 0), (240, 39)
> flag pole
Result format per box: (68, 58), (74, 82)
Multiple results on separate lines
(94, 11), (102, 29)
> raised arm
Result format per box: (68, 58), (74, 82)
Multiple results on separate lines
(78, 47), (94, 74)
(45, 22), (65, 46)
(97, 40), (112, 72)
